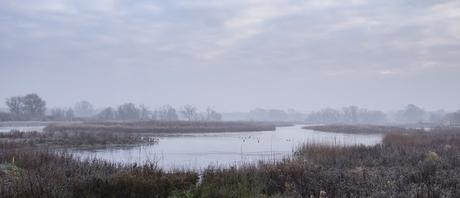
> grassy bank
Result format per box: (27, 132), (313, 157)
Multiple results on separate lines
(0, 130), (156, 149)
(303, 124), (420, 134)
(1, 126), (460, 197)
(0, 121), (283, 149)
(45, 121), (279, 134)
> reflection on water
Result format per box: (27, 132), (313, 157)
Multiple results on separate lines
(70, 125), (383, 170)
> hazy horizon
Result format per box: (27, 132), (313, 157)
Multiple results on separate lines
(1, 0), (459, 112)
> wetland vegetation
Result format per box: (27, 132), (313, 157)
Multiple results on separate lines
(1, 125), (460, 197)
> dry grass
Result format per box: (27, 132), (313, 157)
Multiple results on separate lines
(2, 126), (460, 197)
(0, 150), (197, 198)
(45, 121), (278, 134)
(196, 127), (460, 197)
(303, 124), (420, 134)
(0, 121), (282, 149)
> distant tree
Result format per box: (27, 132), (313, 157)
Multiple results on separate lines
(428, 110), (446, 123)
(180, 105), (198, 121)
(21, 94), (46, 120)
(157, 105), (178, 121)
(139, 104), (152, 121)
(117, 103), (140, 120)
(443, 111), (460, 125)
(357, 109), (387, 123)
(306, 106), (389, 124)
(342, 106), (359, 123)
(50, 108), (66, 121)
(98, 107), (116, 120)
(65, 108), (74, 121)
(150, 110), (157, 120)
(285, 109), (306, 122)
(74, 101), (94, 117)
(6, 94), (46, 120)
(6, 96), (23, 116)
(306, 108), (341, 124)
(397, 104), (426, 123)
(205, 107), (222, 121)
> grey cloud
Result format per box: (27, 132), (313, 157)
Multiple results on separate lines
(0, 0), (459, 112)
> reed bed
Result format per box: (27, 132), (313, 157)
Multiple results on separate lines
(0, 129), (156, 148)
(303, 124), (420, 134)
(45, 121), (278, 134)
(1, 126), (460, 197)
(0, 121), (281, 149)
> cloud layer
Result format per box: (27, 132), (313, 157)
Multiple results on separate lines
(1, 0), (459, 111)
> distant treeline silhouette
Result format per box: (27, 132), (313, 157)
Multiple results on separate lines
(1, 94), (459, 125)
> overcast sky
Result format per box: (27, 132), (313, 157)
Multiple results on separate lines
(0, 0), (459, 112)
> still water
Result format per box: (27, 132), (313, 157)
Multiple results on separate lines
(71, 125), (382, 170)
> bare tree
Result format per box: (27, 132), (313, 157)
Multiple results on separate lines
(157, 105), (178, 121)
(206, 107), (222, 121)
(443, 110), (460, 125)
(397, 104), (426, 123)
(6, 96), (23, 116)
(50, 108), (66, 121)
(180, 105), (198, 121)
(117, 103), (140, 120)
(65, 108), (74, 121)
(97, 107), (116, 120)
(342, 106), (359, 123)
(5, 94), (46, 120)
(139, 104), (152, 121)
(74, 101), (94, 117)
(22, 94), (46, 120)
(305, 108), (341, 124)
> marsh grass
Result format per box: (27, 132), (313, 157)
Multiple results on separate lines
(0, 121), (281, 149)
(1, 126), (460, 197)
(303, 124), (420, 134)
(0, 150), (198, 198)
(0, 129), (156, 149)
(45, 121), (279, 134)
(195, 127), (460, 197)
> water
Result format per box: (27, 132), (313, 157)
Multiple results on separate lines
(70, 125), (382, 170)
(0, 125), (45, 133)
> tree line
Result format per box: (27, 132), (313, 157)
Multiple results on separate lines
(1, 93), (459, 125)
(305, 104), (460, 125)
(0, 93), (222, 122)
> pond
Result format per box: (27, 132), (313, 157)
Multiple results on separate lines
(70, 125), (383, 170)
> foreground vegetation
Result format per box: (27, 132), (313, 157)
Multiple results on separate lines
(1, 126), (460, 197)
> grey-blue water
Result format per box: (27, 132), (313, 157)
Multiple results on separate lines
(70, 125), (383, 170)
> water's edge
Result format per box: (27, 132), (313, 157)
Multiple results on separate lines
(69, 125), (383, 170)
